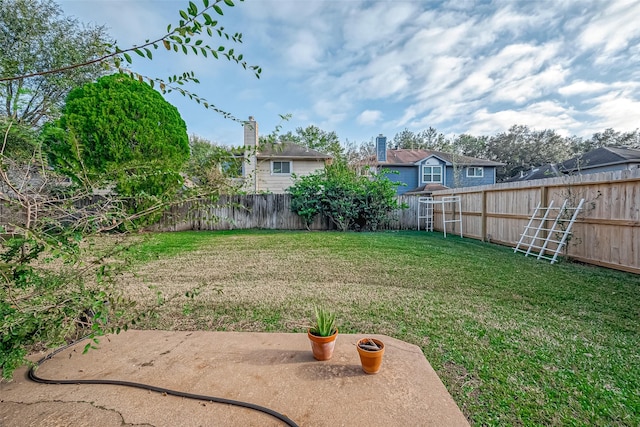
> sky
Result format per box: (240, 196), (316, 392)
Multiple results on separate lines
(58, 0), (640, 147)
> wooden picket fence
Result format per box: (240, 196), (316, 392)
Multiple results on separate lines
(152, 194), (420, 232)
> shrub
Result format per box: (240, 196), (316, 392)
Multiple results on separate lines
(288, 163), (404, 231)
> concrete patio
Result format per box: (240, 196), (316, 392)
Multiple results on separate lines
(0, 330), (469, 426)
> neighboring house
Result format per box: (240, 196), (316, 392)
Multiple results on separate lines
(371, 135), (504, 195)
(242, 117), (332, 193)
(507, 146), (640, 182)
(561, 146), (640, 174)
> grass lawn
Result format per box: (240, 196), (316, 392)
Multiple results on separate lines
(119, 229), (639, 426)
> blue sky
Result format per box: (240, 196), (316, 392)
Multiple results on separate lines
(58, 0), (640, 147)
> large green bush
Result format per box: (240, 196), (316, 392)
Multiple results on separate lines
(44, 74), (188, 198)
(288, 163), (404, 231)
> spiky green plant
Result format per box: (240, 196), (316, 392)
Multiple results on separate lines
(310, 306), (337, 337)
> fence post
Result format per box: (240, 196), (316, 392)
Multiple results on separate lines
(481, 190), (487, 242)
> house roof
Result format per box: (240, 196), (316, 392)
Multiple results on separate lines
(560, 146), (640, 172)
(504, 164), (562, 182)
(257, 142), (332, 160)
(378, 149), (504, 167)
(404, 183), (449, 195)
(507, 146), (640, 182)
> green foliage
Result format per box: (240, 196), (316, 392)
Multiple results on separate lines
(288, 163), (404, 231)
(276, 125), (344, 161)
(183, 134), (245, 191)
(0, 0), (111, 126)
(42, 73), (189, 227)
(0, 0), (261, 382)
(287, 173), (323, 230)
(0, 117), (40, 161)
(0, 232), (134, 380)
(310, 306), (336, 337)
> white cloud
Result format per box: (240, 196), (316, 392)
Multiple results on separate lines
(559, 80), (610, 96)
(585, 92), (640, 132)
(578, 0), (640, 56)
(357, 110), (382, 126)
(285, 31), (324, 70)
(466, 101), (579, 136)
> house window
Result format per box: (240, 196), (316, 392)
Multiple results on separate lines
(467, 167), (484, 178)
(271, 161), (291, 174)
(422, 165), (442, 183)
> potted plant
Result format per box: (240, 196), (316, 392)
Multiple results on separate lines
(356, 337), (385, 374)
(307, 306), (338, 361)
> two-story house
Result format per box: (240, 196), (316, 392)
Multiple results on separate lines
(242, 117), (332, 193)
(372, 135), (504, 195)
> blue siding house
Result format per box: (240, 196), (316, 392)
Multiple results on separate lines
(373, 135), (504, 195)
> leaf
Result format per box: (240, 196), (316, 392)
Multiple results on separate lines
(163, 40), (171, 50)
(145, 48), (153, 59)
(203, 12), (213, 24)
(123, 52), (132, 64)
(203, 0), (210, 7)
(188, 1), (198, 15)
(213, 4), (224, 15)
(179, 10), (188, 20)
(182, 45), (188, 54)
(224, 0), (234, 6)
(134, 48), (144, 57)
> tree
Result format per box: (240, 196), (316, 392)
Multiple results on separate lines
(0, 0), (262, 124)
(392, 127), (450, 151)
(0, 0), (111, 126)
(43, 73), (189, 200)
(1, 0), (260, 379)
(264, 125), (344, 161)
(486, 125), (572, 181)
(184, 134), (244, 191)
(451, 134), (488, 158)
(293, 125), (344, 160)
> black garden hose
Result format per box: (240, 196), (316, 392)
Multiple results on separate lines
(28, 336), (299, 427)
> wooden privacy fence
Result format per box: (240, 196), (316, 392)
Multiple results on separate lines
(430, 168), (640, 274)
(152, 194), (420, 232)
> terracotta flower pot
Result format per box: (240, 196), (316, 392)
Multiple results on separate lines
(356, 337), (385, 374)
(307, 328), (338, 361)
